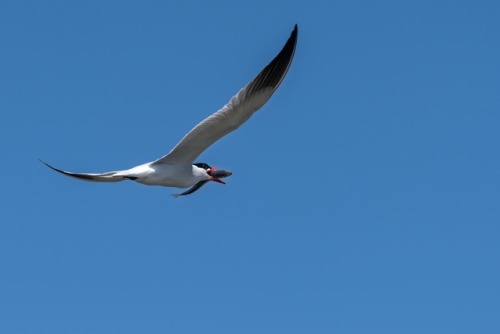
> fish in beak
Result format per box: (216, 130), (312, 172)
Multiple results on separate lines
(208, 168), (232, 184)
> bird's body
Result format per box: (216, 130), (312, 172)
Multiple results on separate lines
(42, 25), (298, 197)
(119, 163), (208, 188)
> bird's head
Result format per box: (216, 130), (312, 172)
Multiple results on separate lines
(193, 162), (232, 184)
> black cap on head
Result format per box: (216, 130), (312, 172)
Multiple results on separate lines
(193, 162), (211, 170)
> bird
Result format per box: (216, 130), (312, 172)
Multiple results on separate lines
(41, 24), (298, 197)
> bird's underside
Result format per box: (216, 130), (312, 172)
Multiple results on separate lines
(41, 25), (298, 197)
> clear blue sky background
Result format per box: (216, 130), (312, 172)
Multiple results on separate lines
(1, 1), (499, 333)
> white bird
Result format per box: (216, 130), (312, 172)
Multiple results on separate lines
(42, 25), (298, 197)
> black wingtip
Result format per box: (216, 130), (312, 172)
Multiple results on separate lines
(39, 159), (69, 176)
(39, 159), (90, 181)
(244, 23), (298, 97)
(38, 158), (55, 170)
(290, 24), (298, 41)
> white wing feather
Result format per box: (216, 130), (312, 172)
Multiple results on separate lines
(153, 25), (298, 165)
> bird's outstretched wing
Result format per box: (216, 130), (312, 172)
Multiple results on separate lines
(153, 24), (298, 165)
(39, 160), (126, 182)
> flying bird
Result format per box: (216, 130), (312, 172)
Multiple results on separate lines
(42, 25), (298, 197)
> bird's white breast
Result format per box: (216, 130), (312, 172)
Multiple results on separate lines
(124, 163), (206, 188)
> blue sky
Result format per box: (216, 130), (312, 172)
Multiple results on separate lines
(1, 0), (499, 333)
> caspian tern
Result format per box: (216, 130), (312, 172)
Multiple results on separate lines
(42, 24), (298, 197)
